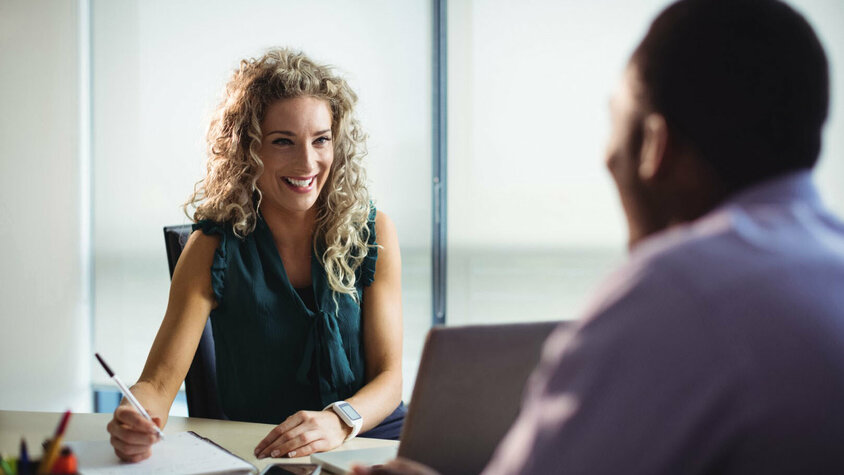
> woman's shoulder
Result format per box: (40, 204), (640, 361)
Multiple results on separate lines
(192, 219), (253, 250)
(372, 210), (395, 237)
(372, 210), (399, 255)
(357, 207), (399, 288)
(183, 222), (225, 264)
(366, 203), (397, 244)
(187, 220), (232, 304)
(193, 219), (232, 237)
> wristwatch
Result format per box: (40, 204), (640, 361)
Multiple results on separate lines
(324, 401), (363, 440)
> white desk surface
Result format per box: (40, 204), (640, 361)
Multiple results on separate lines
(0, 410), (397, 472)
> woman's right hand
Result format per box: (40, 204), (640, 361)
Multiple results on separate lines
(104, 230), (217, 462)
(107, 404), (163, 462)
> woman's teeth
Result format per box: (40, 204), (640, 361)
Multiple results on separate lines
(284, 177), (314, 187)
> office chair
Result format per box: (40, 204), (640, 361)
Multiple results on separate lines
(163, 225), (228, 420)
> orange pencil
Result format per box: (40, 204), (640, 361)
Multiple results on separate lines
(37, 410), (71, 475)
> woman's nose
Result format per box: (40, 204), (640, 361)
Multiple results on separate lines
(295, 143), (318, 170)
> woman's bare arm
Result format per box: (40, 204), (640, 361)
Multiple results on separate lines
(107, 230), (219, 461)
(347, 210), (404, 428)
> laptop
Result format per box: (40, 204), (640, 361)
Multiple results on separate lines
(312, 321), (563, 474)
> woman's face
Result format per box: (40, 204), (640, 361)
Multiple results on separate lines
(256, 96), (335, 216)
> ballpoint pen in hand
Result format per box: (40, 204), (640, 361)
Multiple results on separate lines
(95, 353), (166, 440)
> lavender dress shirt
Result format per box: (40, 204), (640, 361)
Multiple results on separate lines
(485, 171), (844, 474)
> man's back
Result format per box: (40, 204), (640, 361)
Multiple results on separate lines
(485, 171), (844, 474)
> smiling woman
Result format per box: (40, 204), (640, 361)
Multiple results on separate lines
(257, 97), (335, 215)
(105, 49), (405, 463)
(188, 50), (374, 299)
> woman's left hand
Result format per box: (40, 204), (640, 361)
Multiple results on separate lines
(254, 410), (351, 459)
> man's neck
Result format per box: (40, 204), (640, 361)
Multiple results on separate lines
(627, 175), (728, 249)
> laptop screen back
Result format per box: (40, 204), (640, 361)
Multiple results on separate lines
(398, 321), (563, 474)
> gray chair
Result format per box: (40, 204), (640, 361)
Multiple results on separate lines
(163, 225), (227, 420)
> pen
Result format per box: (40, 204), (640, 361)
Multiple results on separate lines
(37, 409), (71, 475)
(19, 438), (30, 475)
(95, 353), (165, 440)
(0, 455), (14, 475)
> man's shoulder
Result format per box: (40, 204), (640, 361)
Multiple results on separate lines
(628, 208), (747, 279)
(579, 214), (734, 324)
(628, 201), (844, 298)
(573, 200), (844, 387)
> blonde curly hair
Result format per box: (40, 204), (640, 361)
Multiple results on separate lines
(185, 48), (372, 299)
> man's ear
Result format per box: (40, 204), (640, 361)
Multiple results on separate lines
(638, 113), (669, 181)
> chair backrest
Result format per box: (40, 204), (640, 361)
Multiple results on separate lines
(163, 225), (227, 420)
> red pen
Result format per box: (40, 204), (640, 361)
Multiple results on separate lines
(37, 410), (71, 475)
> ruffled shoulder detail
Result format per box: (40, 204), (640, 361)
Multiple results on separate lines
(192, 220), (228, 304)
(358, 205), (378, 288)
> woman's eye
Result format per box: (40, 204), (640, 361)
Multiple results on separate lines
(314, 136), (331, 145)
(272, 138), (293, 146)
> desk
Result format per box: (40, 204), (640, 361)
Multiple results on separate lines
(0, 410), (397, 472)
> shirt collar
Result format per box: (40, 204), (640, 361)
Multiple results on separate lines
(629, 169), (822, 256)
(721, 169), (821, 209)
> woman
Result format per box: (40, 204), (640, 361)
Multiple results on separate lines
(107, 48), (404, 462)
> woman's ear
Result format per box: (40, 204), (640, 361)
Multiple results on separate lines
(638, 113), (669, 182)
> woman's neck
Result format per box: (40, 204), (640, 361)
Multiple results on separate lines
(260, 203), (317, 252)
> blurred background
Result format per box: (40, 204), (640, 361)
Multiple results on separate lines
(1, 0), (842, 414)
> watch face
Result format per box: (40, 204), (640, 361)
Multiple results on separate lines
(338, 402), (362, 420)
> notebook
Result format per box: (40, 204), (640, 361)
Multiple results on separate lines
(312, 321), (562, 474)
(66, 431), (255, 474)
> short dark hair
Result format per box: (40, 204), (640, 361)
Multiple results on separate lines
(632, 0), (829, 190)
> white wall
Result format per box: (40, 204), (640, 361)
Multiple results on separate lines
(448, 0), (844, 250)
(798, 0), (844, 214)
(0, 0), (91, 411)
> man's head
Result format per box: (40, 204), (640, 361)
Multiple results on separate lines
(606, 0), (829, 247)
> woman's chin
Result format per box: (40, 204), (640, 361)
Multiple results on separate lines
(258, 185), (326, 216)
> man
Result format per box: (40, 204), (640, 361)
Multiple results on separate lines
(358, 0), (844, 473)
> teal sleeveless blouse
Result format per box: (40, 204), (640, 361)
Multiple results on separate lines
(192, 207), (377, 424)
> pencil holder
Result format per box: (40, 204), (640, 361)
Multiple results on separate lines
(26, 452), (79, 475)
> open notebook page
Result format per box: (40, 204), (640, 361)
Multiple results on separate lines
(67, 431), (255, 474)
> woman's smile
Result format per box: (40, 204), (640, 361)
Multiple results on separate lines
(282, 175), (317, 193)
